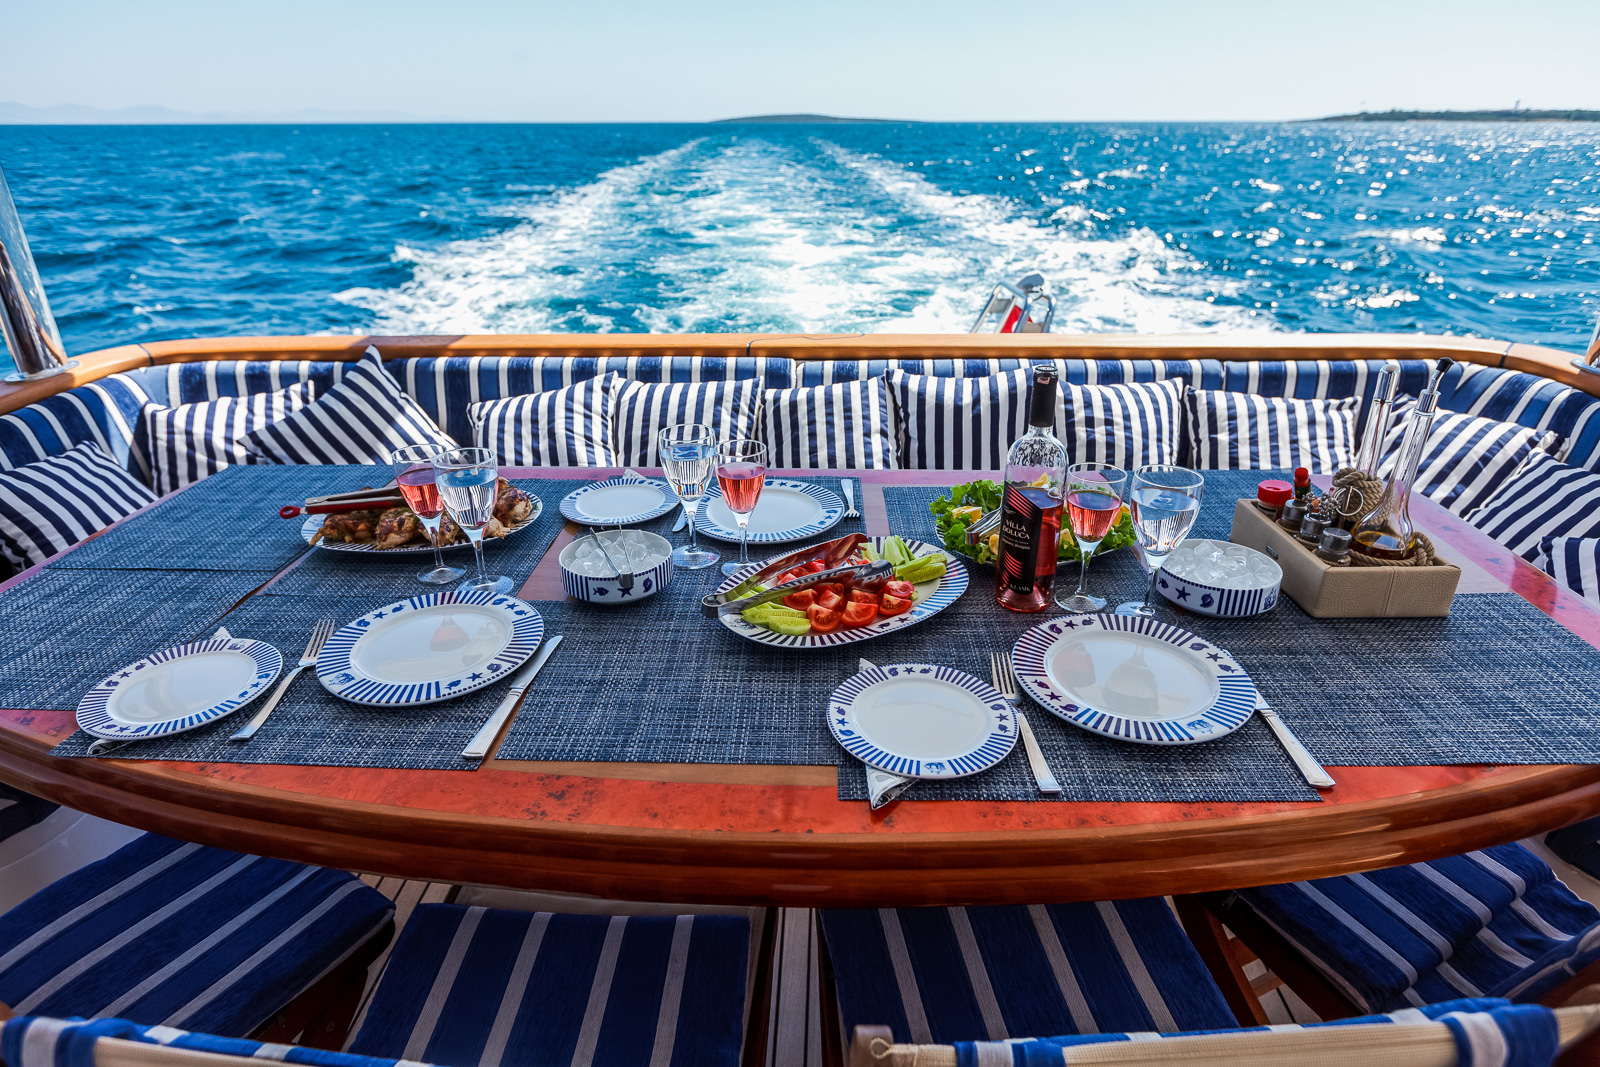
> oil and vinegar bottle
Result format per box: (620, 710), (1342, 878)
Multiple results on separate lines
(995, 366), (1067, 612)
(1350, 358), (1453, 561)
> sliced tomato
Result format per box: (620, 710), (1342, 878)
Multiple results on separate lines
(813, 582), (844, 598)
(885, 580), (915, 600)
(775, 569), (803, 586)
(782, 589), (817, 610)
(806, 604), (843, 633)
(816, 590), (844, 612)
(846, 589), (879, 604)
(877, 592), (912, 616)
(806, 559), (828, 573)
(841, 601), (879, 627)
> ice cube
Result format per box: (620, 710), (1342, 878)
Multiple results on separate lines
(1193, 562), (1227, 584)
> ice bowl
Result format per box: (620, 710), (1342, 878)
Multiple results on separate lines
(559, 529), (675, 605)
(1155, 537), (1282, 617)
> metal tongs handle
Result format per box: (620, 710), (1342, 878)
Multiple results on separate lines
(701, 559), (894, 617)
(964, 509), (1002, 545)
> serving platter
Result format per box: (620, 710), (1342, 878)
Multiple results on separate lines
(77, 634), (283, 741)
(316, 590), (544, 707)
(1011, 614), (1257, 746)
(696, 479), (844, 544)
(559, 477), (676, 526)
(300, 498), (541, 555)
(828, 663), (1016, 779)
(714, 536), (967, 649)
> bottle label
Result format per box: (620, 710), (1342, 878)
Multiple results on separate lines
(999, 484), (1045, 596)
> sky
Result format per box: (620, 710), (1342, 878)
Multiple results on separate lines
(2, 0), (1598, 122)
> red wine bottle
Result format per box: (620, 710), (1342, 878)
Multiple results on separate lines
(996, 366), (1068, 612)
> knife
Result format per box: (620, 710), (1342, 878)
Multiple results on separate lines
(857, 657), (917, 808)
(461, 635), (564, 759)
(672, 509), (690, 532)
(1255, 692), (1335, 790)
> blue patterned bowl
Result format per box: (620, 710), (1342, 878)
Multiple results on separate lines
(559, 530), (675, 605)
(1155, 538), (1282, 618)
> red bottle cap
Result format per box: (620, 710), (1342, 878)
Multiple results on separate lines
(1258, 480), (1292, 507)
(1294, 467), (1311, 488)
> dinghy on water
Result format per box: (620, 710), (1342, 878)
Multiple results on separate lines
(970, 271), (1055, 333)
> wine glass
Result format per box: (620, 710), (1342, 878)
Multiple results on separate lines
(391, 444), (465, 585)
(1115, 465), (1205, 617)
(1056, 463), (1128, 613)
(716, 438), (768, 577)
(430, 447), (513, 595)
(658, 424), (720, 570)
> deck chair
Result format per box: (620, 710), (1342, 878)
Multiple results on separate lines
(0, 1015), (426, 1067)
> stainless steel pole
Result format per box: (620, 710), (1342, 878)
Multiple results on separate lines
(0, 164), (75, 382)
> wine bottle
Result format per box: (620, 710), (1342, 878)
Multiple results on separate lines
(995, 366), (1068, 612)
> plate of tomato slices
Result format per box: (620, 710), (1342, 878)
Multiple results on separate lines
(713, 536), (969, 649)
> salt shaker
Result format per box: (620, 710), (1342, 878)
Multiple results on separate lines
(1317, 527), (1352, 563)
(1279, 501), (1307, 533)
(1298, 514), (1327, 546)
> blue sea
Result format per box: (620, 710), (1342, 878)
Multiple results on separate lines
(0, 122), (1596, 373)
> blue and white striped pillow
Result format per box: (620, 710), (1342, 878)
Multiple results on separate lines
(1465, 450), (1600, 561)
(0, 443), (156, 571)
(762, 376), (897, 469)
(466, 373), (622, 467)
(1185, 390), (1359, 474)
(1541, 536), (1600, 605)
(1061, 377), (1187, 470)
(240, 347), (456, 465)
(886, 368), (1031, 470)
(141, 381), (317, 495)
(612, 377), (764, 467)
(1380, 400), (1564, 518)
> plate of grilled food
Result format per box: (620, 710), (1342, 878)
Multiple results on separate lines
(286, 479), (541, 554)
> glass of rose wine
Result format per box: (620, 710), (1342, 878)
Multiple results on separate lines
(390, 444), (464, 585)
(1055, 462), (1128, 613)
(430, 447), (513, 595)
(717, 438), (768, 577)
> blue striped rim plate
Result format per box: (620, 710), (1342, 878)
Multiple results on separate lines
(828, 663), (1017, 779)
(1011, 614), (1258, 746)
(77, 636), (284, 740)
(559, 477), (676, 526)
(299, 498), (543, 555)
(715, 537), (968, 650)
(695, 479), (845, 544)
(316, 590), (544, 707)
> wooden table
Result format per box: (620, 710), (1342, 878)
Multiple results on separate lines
(3, 468), (1599, 908)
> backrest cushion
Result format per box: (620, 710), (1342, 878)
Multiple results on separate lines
(0, 374), (154, 484)
(141, 382), (317, 496)
(1061, 378), (1187, 471)
(0, 443), (156, 571)
(886, 368), (1032, 471)
(239, 348), (456, 465)
(467, 373), (622, 467)
(1540, 537), (1600, 607)
(1466, 450), (1600, 561)
(1446, 362), (1600, 472)
(762, 377), (897, 469)
(612, 377), (765, 467)
(1185, 390), (1360, 474)
(1381, 400), (1564, 518)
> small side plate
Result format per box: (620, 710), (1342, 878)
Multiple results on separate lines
(77, 637), (283, 740)
(696, 479), (845, 544)
(828, 662), (1017, 779)
(559, 477), (676, 526)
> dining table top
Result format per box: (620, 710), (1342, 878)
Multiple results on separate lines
(3, 465), (1599, 908)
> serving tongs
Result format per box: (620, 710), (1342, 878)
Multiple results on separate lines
(964, 509), (1002, 545)
(699, 533), (889, 618)
(279, 480), (404, 519)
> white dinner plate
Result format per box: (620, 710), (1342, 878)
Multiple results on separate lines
(300, 497), (542, 556)
(77, 634), (283, 741)
(695, 479), (844, 543)
(1010, 614), (1257, 745)
(828, 663), (1017, 779)
(316, 590), (544, 707)
(559, 477), (676, 526)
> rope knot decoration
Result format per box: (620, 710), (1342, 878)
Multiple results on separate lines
(1324, 468), (1439, 567)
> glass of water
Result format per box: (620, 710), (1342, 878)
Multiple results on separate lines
(430, 447), (513, 595)
(658, 424), (720, 570)
(1115, 465), (1204, 617)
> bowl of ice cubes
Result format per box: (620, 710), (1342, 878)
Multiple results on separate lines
(559, 529), (675, 605)
(1155, 538), (1282, 617)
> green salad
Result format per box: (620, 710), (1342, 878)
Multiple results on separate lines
(930, 479), (1137, 566)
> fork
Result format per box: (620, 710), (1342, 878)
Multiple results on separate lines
(841, 479), (860, 520)
(991, 651), (1062, 794)
(229, 619), (336, 741)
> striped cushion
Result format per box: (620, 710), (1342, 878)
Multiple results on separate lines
(0, 443), (156, 571)
(141, 382), (317, 496)
(612, 378), (764, 468)
(0, 373), (154, 482)
(240, 347), (456, 465)
(818, 900), (1235, 1045)
(1446, 361), (1600, 474)
(1465, 451), (1600, 561)
(0, 832), (394, 1036)
(467, 374), (622, 467)
(1234, 843), (1600, 1013)
(886, 368), (1032, 471)
(1381, 400), (1564, 518)
(761, 376), (897, 469)
(348, 903), (749, 1067)
(1540, 536), (1600, 606)
(1060, 378), (1188, 471)
(1, 1015), (426, 1067)
(1184, 390), (1359, 473)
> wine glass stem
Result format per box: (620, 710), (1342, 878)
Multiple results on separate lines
(1140, 553), (1166, 610)
(1074, 542), (1101, 596)
(688, 501), (699, 549)
(428, 523), (446, 572)
(738, 521), (750, 565)
(468, 531), (488, 585)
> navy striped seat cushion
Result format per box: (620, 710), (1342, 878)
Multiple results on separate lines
(0, 832), (394, 1036)
(240, 347), (456, 465)
(1540, 536), (1600, 606)
(1380, 399), (1564, 518)
(348, 903), (750, 1067)
(2, 1015), (430, 1067)
(1465, 451), (1600, 561)
(1061, 378), (1187, 471)
(1184, 390), (1359, 473)
(612, 378), (764, 468)
(141, 382), (317, 495)
(762, 376), (897, 469)
(1234, 843), (1600, 1013)
(818, 900), (1235, 1045)
(467, 374), (622, 467)
(0, 443), (156, 571)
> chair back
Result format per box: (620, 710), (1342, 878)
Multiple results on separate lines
(0, 1016), (432, 1067)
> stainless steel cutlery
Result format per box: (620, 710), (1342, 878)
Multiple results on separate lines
(991, 651), (1062, 795)
(462, 635), (564, 759)
(230, 618), (336, 742)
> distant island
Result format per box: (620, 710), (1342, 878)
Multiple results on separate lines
(712, 113), (911, 124)
(1319, 108), (1600, 122)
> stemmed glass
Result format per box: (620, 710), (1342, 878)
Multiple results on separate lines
(658, 424), (720, 570)
(430, 447), (513, 595)
(1056, 462), (1128, 613)
(391, 444), (465, 585)
(716, 438), (768, 577)
(1116, 465), (1205, 617)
